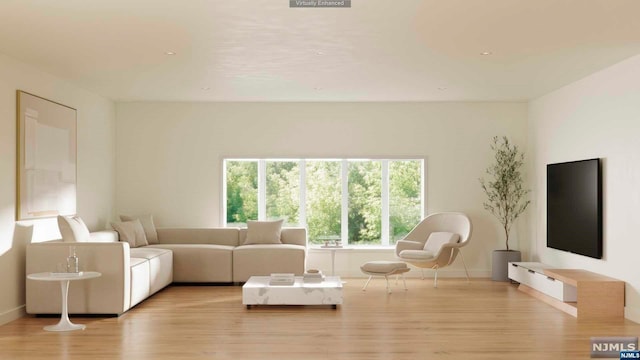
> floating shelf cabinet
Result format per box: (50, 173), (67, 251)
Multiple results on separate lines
(508, 262), (624, 320)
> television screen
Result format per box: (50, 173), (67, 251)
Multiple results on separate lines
(547, 158), (602, 259)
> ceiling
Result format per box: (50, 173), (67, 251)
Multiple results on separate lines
(1, 0), (640, 102)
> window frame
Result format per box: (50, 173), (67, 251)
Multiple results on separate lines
(222, 157), (426, 247)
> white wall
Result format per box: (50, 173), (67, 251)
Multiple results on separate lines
(528, 54), (640, 322)
(0, 53), (116, 325)
(116, 101), (528, 277)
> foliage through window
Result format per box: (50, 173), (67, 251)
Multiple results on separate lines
(266, 161), (299, 225)
(306, 161), (342, 243)
(224, 159), (423, 246)
(225, 161), (257, 227)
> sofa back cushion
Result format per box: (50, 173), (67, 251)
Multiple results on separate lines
(112, 219), (149, 248)
(242, 220), (283, 245)
(120, 214), (158, 244)
(58, 215), (91, 243)
(239, 227), (307, 247)
(156, 228), (240, 246)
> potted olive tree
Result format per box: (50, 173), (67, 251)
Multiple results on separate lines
(480, 136), (531, 281)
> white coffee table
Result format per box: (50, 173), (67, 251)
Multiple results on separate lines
(27, 271), (101, 331)
(243, 276), (343, 309)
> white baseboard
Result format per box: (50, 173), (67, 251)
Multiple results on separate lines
(0, 305), (26, 326)
(625, 306), (640, 324)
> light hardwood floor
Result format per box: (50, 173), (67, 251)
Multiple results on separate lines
(2, 278), (639, 359)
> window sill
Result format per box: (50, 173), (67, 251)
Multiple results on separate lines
(308, 245), (395, 252)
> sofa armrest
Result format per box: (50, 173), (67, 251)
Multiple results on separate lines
(26, 241), (132, 315)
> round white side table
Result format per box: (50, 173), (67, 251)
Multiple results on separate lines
(317, 246), (344, 276)
(27, 271), (101, 331)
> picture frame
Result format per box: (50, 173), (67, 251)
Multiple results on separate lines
(16, 90), (77, 220)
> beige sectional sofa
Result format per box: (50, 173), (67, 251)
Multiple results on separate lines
(147, 227), (307, 283)
(26, 231), (173, 315)
(26, 227), (307, 315)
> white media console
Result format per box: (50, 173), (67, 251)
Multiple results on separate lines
(508, 262), (624, 320)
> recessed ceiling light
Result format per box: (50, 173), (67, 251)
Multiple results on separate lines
(201, 87), (211, 91)
(438, 87), (447, 91)
(314, 87), (322, 90)
(165, 51), (176, 55)
(480, 51), (492, 56)
(315, 51), (324, 56)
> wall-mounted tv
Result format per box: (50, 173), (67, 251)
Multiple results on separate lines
(547, 158), (602, 259)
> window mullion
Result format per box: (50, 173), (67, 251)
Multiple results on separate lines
(258, 160), (266, 221)
(381, 160), (390, 246)
(341, 160), (349, 245)
(299, 160), (306, 228)
(222, 160), (228, 226)
(421, 159), (426, 219)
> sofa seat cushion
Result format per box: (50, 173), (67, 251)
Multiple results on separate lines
(148, 243), (233, 253)
(130, 257), (148, 267)
(131, 247), (173, 295)
(129, 257), (150, 307)
(130, 247), (172, 260)
(147, 244), (233, 283)
(232, 244), (306, 282)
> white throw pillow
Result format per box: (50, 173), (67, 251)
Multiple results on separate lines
(423, 232), (460, 254)
(111, 219), (149, 248)
(243, 219), (284, 245)
(57, 215), (91, 243)
(120, 214), (158, 244)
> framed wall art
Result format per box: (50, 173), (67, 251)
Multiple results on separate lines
(16, 90), (77, 220)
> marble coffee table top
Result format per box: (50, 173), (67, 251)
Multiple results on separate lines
(242, 276), (343, 307)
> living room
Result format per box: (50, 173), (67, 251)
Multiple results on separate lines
(1, 1), (640, 358)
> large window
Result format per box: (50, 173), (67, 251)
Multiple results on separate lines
(224, 158), (424, 246)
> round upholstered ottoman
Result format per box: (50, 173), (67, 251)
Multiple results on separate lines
(360, 261), (410, 294)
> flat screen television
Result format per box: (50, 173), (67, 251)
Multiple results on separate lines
(547, 158), (602, 259)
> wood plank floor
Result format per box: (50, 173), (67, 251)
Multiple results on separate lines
(2, 278), (639, 359)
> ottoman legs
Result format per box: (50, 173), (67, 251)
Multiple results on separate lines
(362, 276), (373, 291)
(361, 273), (408, 293)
